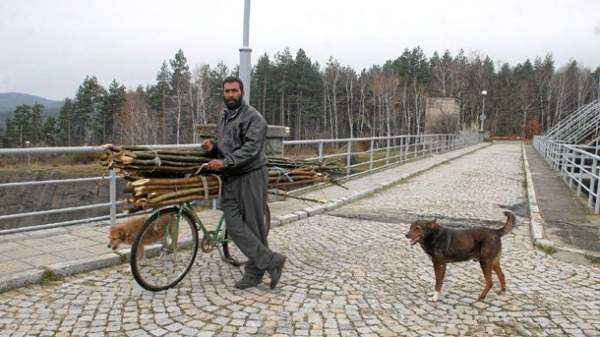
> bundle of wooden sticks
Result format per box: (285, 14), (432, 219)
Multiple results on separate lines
(100, 145), (344, 208)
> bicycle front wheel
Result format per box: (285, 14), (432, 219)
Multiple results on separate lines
(130, 206), (199, 291)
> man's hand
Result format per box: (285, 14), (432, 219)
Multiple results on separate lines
(207, 159), (225, 171)
(201, 139), (214, 153)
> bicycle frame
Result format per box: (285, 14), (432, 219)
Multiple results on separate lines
(164, 202), (229, 246)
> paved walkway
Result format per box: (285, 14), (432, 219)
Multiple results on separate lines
(1, 142), (599, 337)
(524, 145), (600, 259)
(0, 143), (487, 292)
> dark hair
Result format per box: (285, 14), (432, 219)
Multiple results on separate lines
(223, 77), (244, 92)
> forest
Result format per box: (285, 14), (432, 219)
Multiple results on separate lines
(2, 47), (599, 147)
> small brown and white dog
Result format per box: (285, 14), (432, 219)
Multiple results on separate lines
(107, 214), (175, 260)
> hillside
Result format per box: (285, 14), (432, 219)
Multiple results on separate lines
(0, 92), (63, 131)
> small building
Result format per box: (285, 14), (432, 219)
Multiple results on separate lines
(425, 97), (461, 134)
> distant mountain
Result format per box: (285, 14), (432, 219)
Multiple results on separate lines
(0, 93), (63, 132)
(0, 92), (63, 112)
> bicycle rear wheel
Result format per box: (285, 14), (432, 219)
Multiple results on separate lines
(130, 206), (199, 291)
(222, 204), (271, 266)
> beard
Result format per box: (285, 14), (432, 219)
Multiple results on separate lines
(224, 96), (242, 110)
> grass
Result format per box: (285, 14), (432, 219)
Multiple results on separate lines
(536, 242), (557, 255)
(39, 270), (64, 286)
(585, 254), (600, 265)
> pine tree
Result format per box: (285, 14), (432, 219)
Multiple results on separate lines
(102, 80), (126, 143)
(58, 98), (74, 145)
(29, 103), (44, 144)
(169, 49), (192, 144)
(73, 76), (106, 145)
(43, 116), (58, 145)
(153, 61), (172, 143)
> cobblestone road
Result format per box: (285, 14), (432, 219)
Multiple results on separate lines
(1, 143), (599, 337)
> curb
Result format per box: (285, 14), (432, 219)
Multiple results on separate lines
(0, 254), (124, 293)
(521, 143), (600, 264)
(48, 253), (122, 277)
(521, 144), (546, 243)
(0, 143), (490, 293)
(0, 269), (45, 292)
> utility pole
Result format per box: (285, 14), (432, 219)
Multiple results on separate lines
(239, 0), (252, 103)
(480, 90), (487, 132)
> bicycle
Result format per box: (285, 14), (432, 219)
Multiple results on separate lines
(129, 197), (271, 292)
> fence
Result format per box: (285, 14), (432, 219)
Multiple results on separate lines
(0, 133), (483, 234)
(533, 136), (600, 214)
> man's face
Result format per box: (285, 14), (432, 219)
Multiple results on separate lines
(223, 82), (243, 110)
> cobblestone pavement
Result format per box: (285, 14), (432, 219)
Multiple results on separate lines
(1, 143), (600, 337)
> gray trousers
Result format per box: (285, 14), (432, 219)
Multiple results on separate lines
(221, 166), (273, 277)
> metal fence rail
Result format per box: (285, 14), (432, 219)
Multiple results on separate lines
(0, 133), (482, 234)
(544, 99), (600, 145)
(533, 136), (600, 213)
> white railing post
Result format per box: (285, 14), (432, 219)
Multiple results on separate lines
(596, 157), (600, 214)
(589, 156), (597, 209)
(109, 170), (117, 227)
(386, 137), (390, 165)
(318, 142), (324, 161)
(369, 138), (374, 171)
(576, 151), (582, 197)
(400, 136), (405, 161)
(568, 149), (575, 188)
(346, 140), (352, 176)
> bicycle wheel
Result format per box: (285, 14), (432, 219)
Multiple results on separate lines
(130, 206), (199, 291)
(222, 204), (271, 266)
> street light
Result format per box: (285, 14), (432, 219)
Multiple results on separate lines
(480, 90), (487, 132)
(239, 0), (252, 103)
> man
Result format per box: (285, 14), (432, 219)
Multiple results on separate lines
(202, 77), (287, 290)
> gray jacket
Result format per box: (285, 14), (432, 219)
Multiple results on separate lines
(211, 101), (268, 176)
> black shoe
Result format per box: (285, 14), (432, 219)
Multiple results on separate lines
(234, 274), (262, 290)
(267, 253), (287, 289)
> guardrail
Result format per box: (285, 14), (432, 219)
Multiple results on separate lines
(283, 133), (482, 177)
(0, 133), (482, 234)
(533, 136), (600, 213)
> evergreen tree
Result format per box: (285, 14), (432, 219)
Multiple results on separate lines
(58, 98), (75, 145)
(169, 49), (192, 144)
(73, 76), (106, 145)
(43, 116), (58, 146)
(101, 79), (126, 143)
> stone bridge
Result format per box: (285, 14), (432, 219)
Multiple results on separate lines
(1, 142), (599, 337)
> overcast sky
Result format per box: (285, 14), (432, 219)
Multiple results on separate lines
(1, 0), (599, 100)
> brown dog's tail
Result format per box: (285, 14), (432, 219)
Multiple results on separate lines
(498, 211), (515, 236)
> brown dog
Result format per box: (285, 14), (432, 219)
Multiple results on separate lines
(405, 211), (515, 301)
(107, 214), (175, 260)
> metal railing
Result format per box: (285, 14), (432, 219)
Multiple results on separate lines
(545, 99), (600, 145)
(0, 133), (482, 234)
(283, 133), (482, 178)
(533, 136), (600, 213)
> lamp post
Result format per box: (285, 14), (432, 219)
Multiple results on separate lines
(239, 0), (252, 103)
(480, 90), (487, 132)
